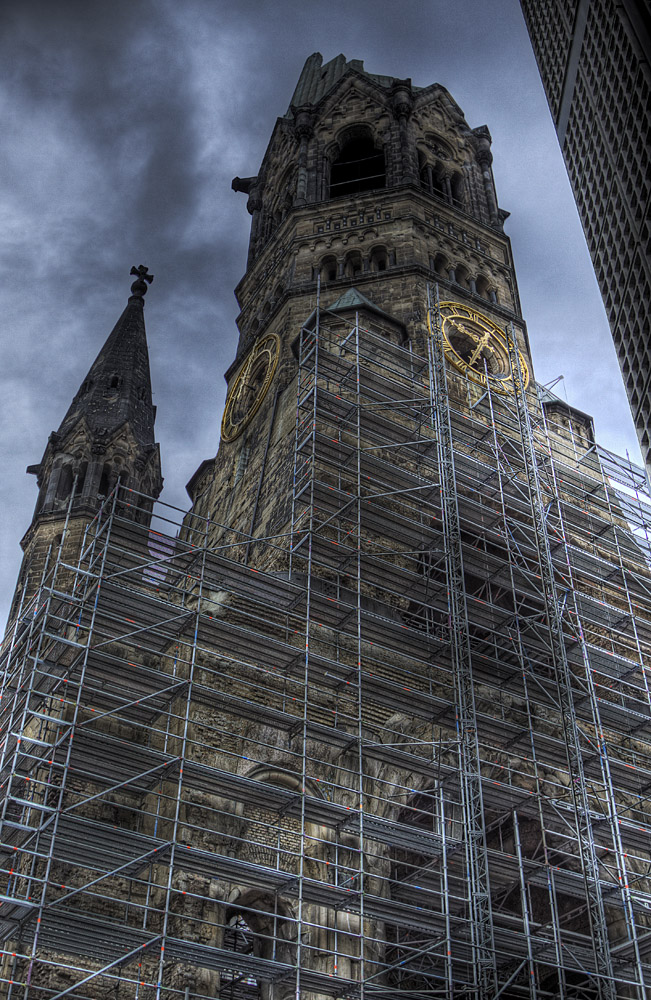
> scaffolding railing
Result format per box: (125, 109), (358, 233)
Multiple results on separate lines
(0, 300), (649, 999)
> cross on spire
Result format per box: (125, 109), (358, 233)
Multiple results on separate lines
(129, 264), (154, 301)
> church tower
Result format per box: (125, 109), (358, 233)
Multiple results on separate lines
(9, 266), (162, 624)
(190, 52), (529, 545)
(0, 55), (649, 1000)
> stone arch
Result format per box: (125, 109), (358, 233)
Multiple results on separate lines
(343, 249), (363, 278)
(475, 272), (491, 299)
(432, 252), (449, 277)
(72, 459), (88, 497)
(417, 147), (430, 188)
(385, 781), (463, 993)
(423, 131), (455, 162)
(454, 261), (471, 290)
(55, 463), (74, 501)
(328, 123), (386, 199)
(222, 890), (297, 1000)
(416, 148), (440, 198)
(369, 244), (389, 272)
(320, 254), (338, 283)
(450, 169), (466, 208)
(245, 764), (323, 800)
(98, 462), (111, 497)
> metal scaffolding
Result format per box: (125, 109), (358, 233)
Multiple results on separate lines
(0, 298), (650, 999)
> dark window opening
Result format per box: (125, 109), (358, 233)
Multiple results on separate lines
(330, 136), (386, 198)
(99, 464), (111, 497)
(371, 247), (389, 272)
(451, 172), (465, 207)
(56, 465), (73, 501)
(418, 153), (446, 200)
(222, 914), (261, 996)
(321, 255), (338, 283)
(73, 461), (88, 497)
(344, 253), (363, 278)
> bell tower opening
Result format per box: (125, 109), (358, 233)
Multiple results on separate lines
(329, 130), (385, 198)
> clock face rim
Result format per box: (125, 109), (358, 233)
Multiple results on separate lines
(436, 301), (530, 394)
(221, 333), (281, 443)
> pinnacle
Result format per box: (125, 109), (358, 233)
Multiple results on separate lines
(57, 270), (156, 448)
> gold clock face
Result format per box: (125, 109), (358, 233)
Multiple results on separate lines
(221, 333), (280, 443)
(435, 302), (529, 394)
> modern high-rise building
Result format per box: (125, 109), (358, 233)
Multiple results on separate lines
(519, 0), (651, 479)
(1, 52), (650, 999)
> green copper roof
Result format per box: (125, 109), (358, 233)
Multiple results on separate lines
(326, 286), (401, 325)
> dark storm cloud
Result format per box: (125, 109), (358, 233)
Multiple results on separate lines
(3, 1), (208, 283)
(0, 0), (641, 622)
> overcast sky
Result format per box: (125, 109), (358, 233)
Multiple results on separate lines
(0, 0), (641, 624)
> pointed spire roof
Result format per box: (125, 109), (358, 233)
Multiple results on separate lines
(58, 266), (156, 447)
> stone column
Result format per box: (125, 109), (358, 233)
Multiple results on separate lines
(472, 126), (499, 225)
(293, 108), (314, 207)
(247, 190), (263, 263)
(392, 80), (414, 184)
(82, 455), (104, 501)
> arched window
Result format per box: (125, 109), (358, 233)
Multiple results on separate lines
(98, 464), (111, 497)
(222, 913), (261, 996)
(370, 246), (389, 272)
(455, 263), (471, 289)
(450, 172), (466, 208)
(221, 892), (297, 997)
(320, 255), (337, 282)
(476, 274), (491, 299)
(56, 465), (73, 501)
(432, 168), (446, 200)
(418, 150), (432, 191)
(386, 789), (462, 994)
(418, 150), (448, 200)
(330, 131), (386, 198)
(433, 253), (448, 277)
(344, 251), (363, 278)
(73, 461), (88, 497)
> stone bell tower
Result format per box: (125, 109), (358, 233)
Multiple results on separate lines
(9, 266), (162, 624)
(190, 51), (531, 547)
